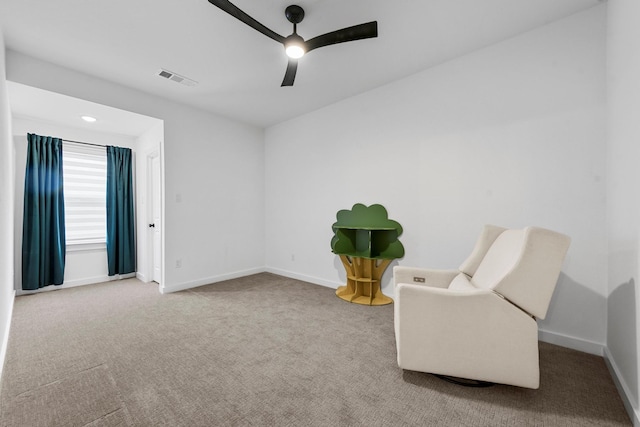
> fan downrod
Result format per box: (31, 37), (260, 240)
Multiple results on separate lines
(285, 5), (305, 24)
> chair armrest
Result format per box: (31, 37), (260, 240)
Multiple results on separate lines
(394, 283), (540, 388)
(393, 266), (458, 289)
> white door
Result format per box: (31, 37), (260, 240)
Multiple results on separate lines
(150, 152), (162, 283)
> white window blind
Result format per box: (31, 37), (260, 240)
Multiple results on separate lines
(63, 143), (107, 245)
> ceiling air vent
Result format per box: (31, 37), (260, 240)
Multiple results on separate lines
(156, 69), (198, 87)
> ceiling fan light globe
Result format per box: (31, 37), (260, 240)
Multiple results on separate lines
(284, 33), (306, 59)
(285, 44), (305, 59)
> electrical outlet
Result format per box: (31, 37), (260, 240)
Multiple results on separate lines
(291, 254), (295, 261)
(176, 259), (182, 268)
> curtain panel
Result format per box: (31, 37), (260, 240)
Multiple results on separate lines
(106, 146), (136, 275)
(22, 133), (66, 290)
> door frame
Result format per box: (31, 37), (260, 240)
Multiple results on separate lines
(146, 149), (163, 286)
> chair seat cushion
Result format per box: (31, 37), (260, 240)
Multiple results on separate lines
(448, 273), (476, 291)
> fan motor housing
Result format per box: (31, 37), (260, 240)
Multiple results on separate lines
(285, 5), (304, 24)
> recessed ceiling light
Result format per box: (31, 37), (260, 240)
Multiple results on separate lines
(81, 115), (97, 123)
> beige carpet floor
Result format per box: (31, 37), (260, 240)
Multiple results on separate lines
(0, 273), (631, 426)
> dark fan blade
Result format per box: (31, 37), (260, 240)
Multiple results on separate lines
(305, 21), (377, 53)
(207, 0), (286, 44)
(281, 59), (298, 87)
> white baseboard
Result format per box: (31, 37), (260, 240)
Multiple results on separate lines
(604, 346), (640, 426)
(158, 266), (340, 294)
(16, 273), (137, 296)
(265, 267), (342, 290)
(136, 272), (149, 283)
(0, 290), (16, 386)
(5, 265), (634, 425)
(161, 268), (607, 358)
(538, 328), (604, 356)
(65, 273), (136, 287)
(160, 267), (267, 294)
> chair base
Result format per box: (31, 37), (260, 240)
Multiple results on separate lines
(432, 374), (495, 388)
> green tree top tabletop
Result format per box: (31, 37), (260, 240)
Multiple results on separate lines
(331, 203), (404, 260)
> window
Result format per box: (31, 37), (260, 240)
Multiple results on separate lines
(62, 143), (107, 245)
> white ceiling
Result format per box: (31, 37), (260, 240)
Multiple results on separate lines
(0, 0), (602, 128)
(7, 81), (161, 137)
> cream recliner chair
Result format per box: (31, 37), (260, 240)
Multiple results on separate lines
(393, 225), (570, 389)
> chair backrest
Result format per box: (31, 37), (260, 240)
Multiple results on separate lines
(461, 225), (570, 319)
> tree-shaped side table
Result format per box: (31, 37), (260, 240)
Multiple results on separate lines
(331, 203), (404, 306)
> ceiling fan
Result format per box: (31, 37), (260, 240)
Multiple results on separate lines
(207, 0), (378, 87)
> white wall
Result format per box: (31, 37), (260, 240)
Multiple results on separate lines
(606, 0), (640, 423)
(6, 51), (266, 294)
(0, 27), (16, 381)
(12, 116), (141, 292)
(265, 7), (607, 352)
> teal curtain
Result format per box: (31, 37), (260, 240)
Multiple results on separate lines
(22, 134), (66, 290)
(106, 146), (135, 275)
